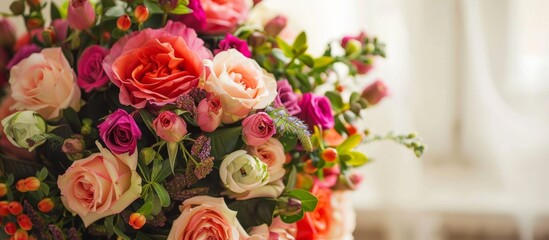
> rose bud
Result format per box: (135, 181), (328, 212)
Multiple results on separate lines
(4, 222), (16, 235)
(158, 0), (178, 10)
(62, 136), (85, 160)
(350, 173), (364, 187)
(361, 80), (388, 105)
(134, 5), (149, 23)
(0, 183), (8, 197)
(0, 19), (16, 47)
(13, 229), (28, 240)
(303, 159), (317, 174)
(128, 212), (146, 230)
(37, 198), (54, 213)
(286, 197), (302, 215)
(25, 18), (43, 30)
(242, 112), (276, 147)
(248, 32), (267, 48)
(26, 0), (41, 9)
(0, 201), (10, 216)
(17, 214), (32, 230)
(264, 15), (288, 37)
(344, 39), (362, 59)
(152, 111), (188, 143)
(321, 148), (338, 163)
(8, 201), (23, 215)
(139, 147), (156, 165)
(352, 59), (374, 75)
(196, 96), (223, 132)
(117, 15), (131, 31)
(67, 0), (96, 30)
(23, 177), (40, 191)
(9, 1), (25, 15)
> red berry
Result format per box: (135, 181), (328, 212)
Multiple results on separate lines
(134, 5), (150, 23)
(128, 212), (146, 230)
(13, 229), (28, 240)
(17, 214), (32, 231)
(4, 222), (16, 235)
(8, 201), (23, 216)
(117, 15), (132, 31)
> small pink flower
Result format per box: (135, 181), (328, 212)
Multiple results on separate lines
(51, 19), (69, 43)
(77, 45), (109, 92)
(242, 112), (276, 147)
(196, 96), (223, 132)
(264, 15), (287, 37)
(361, 79), (388, 105)
(153, 111), (188, 143)
(214, 34), (251, 58)
(98, 109), (142, 155)
(67, 0), (96, 30)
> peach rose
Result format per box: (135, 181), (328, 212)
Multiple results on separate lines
(200, 0), (252, 34)
(203, 49), (277, 124)
(9, 47), (81, 120)
(57, 142), (141, 227)
(246, 138), (285, 182)
(250, 216), (297, 240)
(328, 191), (356, 240)
(167, 196), (251, 240)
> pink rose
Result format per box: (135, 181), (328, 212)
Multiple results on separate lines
(57, 142), (142, 227)
(103, 21), (212, 109)
(171, 0), (207, 31)
(361, 79), (388, 105)
(77, 45), (109, 92)
(67, 0), (96, 30)
(167, 196), (251, 240)
(242, 112), (276, 147)
(153, 111), (188, 142)
(98, 109), (142, 155)
(51, 19), (69, 43)
(204, 49), (277, 123)
(250, 216), (297, 240)
(196, 95), (223, 132)
(246, 138), (285, 182)
(9, 47), (81, 120)
(200, 0), (252, 34)
(214, 34), (251, 58)
(328, 191), (356, 240)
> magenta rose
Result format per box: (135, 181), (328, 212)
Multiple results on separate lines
(214, 34), (251, 57)
(51, 19), (69, 43)
(98, 109), (142, 155)
(153, 111), (188, 143)
(171, 0), (206, 31)
(77, 45), (109, 92)
(242, 112), (276, 147)
(6, 44), (41, 69)
(274, 80), (301, 116)
(298, 93), (334, 130)
(103, 21), (212, 109)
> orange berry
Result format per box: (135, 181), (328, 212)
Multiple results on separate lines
(37, 198), (54, 213)
(128, 212), (146, 230)
(285, 153), (292, 164)
(134, 5), (150, 23)
(336, 85), (344, 92)
(13, 229), (28, 240)
(117, 15), (132, 31)
(303, 159), (317, 174)
(23, 177), (40, 192)
(0, 201), (9, 216)
(15, 180), (27, 193)
(0, 183), (8, 197)
(345, 125), (358, 135)
(4, 222), (16, 235)
(8, 201), (23, 216)
(17, 215), (32, 231)
(321, 148), (338, 163)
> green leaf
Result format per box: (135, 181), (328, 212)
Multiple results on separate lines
(325, 91), (344, 111)
(139, 110), (157, 139)
(276, 37), (293, 58)
(279, 134), (297, 152)
(113, 226), (130, 240)
(50, 2), (61, 20)
(287, 189), (318, 212)
(166, 142), (179, 173)
(280, 209), (304, 223)
(293, 32), (307, 53)
(6, 174), (13, 186)
(62, 108), (81, 133)
(206, 126), (243, 161)
(111, 28), (125, 39)
(314, 56), (334, 69)
(295, 73), (312, 93)
(228, 198), (278, 229)
(344, 151), (369, 167)
(39, 183), (49, 197)
(350, 92), (361, 103)
(170, 4), (192, 14)
(286, 166), (297, 191)
(152, 182), (170, 207)
(37, 167), (48, 181)
(150, 158), (163, 182)
(298, 54), (314, 68)
(143, 0), (163, 14)
(337, 134), (362, 153)
(104, 215), (115, 237)
(138, 201), (153, 216)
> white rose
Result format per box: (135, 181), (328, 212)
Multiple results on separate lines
(1, 111), (47, 150)
(220, 150), (270, 193)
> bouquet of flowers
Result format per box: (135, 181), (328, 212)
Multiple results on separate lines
(0, 0), (424, 239)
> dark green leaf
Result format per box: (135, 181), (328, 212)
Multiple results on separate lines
(37, 167), (48, 181)
(325, 91), (344, 111)
(152, 182), (170, 207)
(113, 226), (130, 240)
(276, 38), (293, 58)
(314, 56), (334, 68)
(287, 189), (318, 212)
(104, 215), (115, 237)
(286, 166), (297, 191)
(228, 198), (278, 229)
(337, 134), (362, 153)
(139, 110), (157, 138)
(206, 126), (243, 161)
(280, 209), (304, 223)
(50, 2), (61, 20)
(298, 54), (314, 68)
(143, 0), (163, 14)
(138, 201), (153, 216)
(62, 108), (81, 133)
(350, 92), (361, 103)
(293, 32), (307, 53)
(101, 0), (116, 8)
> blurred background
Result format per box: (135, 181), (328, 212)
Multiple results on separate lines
(268, 0), (549, 239)
(2, 0), (549, 239)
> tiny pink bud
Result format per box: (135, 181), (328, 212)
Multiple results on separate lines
(67, 0), (96, 30)
(361, 80), (388, 105)
(264, 15), (287, 37)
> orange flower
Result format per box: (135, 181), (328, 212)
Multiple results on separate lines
(296, 185), (333, 239)
(322, 128), (344, 147)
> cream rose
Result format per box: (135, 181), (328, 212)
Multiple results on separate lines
(203, 49), (277, 124)
(57, 142), (141, 227)
(249, 216), (297, 240)
(220, 150), (269, 194)
(9, 47), (81, 120)
(328, 191), (356, 240)
(167, 196), (251, 240)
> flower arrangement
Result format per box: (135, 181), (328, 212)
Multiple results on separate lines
(0, 0), (424, 239)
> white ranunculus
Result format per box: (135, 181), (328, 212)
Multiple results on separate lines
(219, 150), (270, 193)
(1, 111), (47, 150)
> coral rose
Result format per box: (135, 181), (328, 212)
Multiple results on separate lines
(9, 47), (81, 120)
(242, 112), (276, 147)
(246, 138), (285, 182)
(296, 185), (333, 240)
(153, 111), (188, 142)
(103, 21), (212, 108)
(57, 142), (141, 227)
(249, 216), (297, 240)
(167, 196), (251, 240)
(200, 0), (252, 34)
(203, 49), (277, 124)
